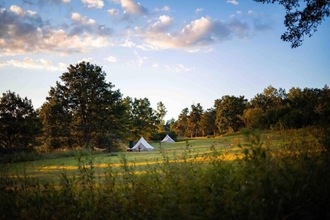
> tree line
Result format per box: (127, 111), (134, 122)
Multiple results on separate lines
(0, 61), (329, 153)
(175, 85), (330, 137)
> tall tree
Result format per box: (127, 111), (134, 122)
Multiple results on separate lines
(176, 108), (189, 137)
(0, 91), (42, 152)
(46, 61), (125, 148)
(188, 103), (204, 137)
(315, 85), (330, 126)
(215, 95), (247, 133)
(124, 97), (158, 140)
(156, 102), (167, 132)
(200, 108), (217, 136)
(251, 86), (286, 111)
(165, 118), (177, 133)
(39, 87), (72, 150)
(254, 0), (330, 48)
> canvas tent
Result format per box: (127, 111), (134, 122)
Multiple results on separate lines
(161, 134), (175, 143)
(131, 137), (154, 151)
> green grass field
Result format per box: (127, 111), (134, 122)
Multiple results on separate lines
(1, 128), (329, 219)
(3, 129), (316, 183)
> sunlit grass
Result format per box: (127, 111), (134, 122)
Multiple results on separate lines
(1, 128), (329, 219)
(3, 129), (319, 183)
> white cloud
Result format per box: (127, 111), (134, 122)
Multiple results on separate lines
(144, 17), (224, 49)
(141, 16), (250, 50)
(120, 0), (148, 15)
(160, 6), (170, 12)
(175, 64), (195, 73)
(227, 0), (239, 5)
(121, 39), (136, 47)
(0, 5), (113, 56)
(69, 12), (112, 36)
(107, 8), (119, 17)
(135, 43), (160, 51)
(62, 0), (70, 2)
(10, 5), (25, 16)
(6, 57), (65, 71)
(71, 12), (96, 25)
(134, 51), (147, 66)
(81, 0), (104, 9)
(248, 10), (254, 14)
(106, 56), (119, 62)
(155, 6), (170, 12)
(195, 8), (204, 13)
(0, 61), (8, 67)
(147, 15), (173, 33)
(237, 11), (242, 14)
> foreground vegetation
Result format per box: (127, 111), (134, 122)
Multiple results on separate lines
(1, 129), (329, 219)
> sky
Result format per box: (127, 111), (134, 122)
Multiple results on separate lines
(0, 0), (329, 121)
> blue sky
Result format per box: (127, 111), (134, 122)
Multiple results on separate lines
(0, 0), (329, 120)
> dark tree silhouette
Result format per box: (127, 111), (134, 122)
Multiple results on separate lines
(254, 0), (330, 48)
(0, 91), (42, 152)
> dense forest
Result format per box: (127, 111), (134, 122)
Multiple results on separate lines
(0, 61), (329, 153)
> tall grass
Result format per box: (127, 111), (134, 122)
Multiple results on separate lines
(1, 129), (330, 219)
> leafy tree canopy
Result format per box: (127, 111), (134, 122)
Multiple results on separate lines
(45, 61), (125, 148)
(254, 0), (330, 48)
(0, 91), (42, 152)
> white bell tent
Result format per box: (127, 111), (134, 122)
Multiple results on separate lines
(161, 134), (175, 143)
(131, 137), (155, 151)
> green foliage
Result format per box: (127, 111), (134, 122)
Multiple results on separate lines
(156, 101), (167, 132)
(0, 91), (42, 153)
(188, 103), (203, 137)
(200, 108), (217, 136)
(254, 0), (330, 48)
(39, 90), (72, 150)
(248, 85), (330, 130)
(123, 97), (159, 140)
(40, 61), (126, 149)
(176, 108), (189, 137)
(215, 95), (247, 133)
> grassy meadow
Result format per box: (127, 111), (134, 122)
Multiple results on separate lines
(1, 128), (330, 219)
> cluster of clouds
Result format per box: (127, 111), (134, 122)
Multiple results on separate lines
(142, 16), (250, 50)
(0, 4), (113, 57)
(0, 0), (274, 70)
(0, 57), (66, 71)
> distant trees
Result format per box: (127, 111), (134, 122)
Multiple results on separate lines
(156, 102), (167, 132)
(2, 60), (330, 151)
(188, 103), (203, 137)
(215, 95), (247, 133)
(175, 104), (204, 138)
(200, 108), (217, 136)
(176, 108), (189, 137)
(247, 85), (330, 129)
(124, 97), (159, 140)
(254, 0), (330, 48)
(173, 85), (329, 137)
(0, 91), (42, 152)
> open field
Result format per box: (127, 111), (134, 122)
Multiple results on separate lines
(1, 128), (329, 219)
(2, 129), (318, 183)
